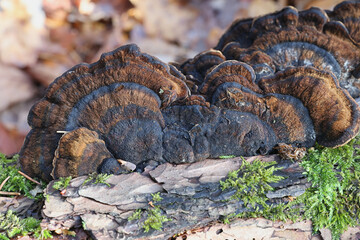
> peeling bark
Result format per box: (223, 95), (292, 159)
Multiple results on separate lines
(41, 155), (310, 239)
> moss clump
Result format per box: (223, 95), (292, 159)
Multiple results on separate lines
(0, 154), (43, 199)
(52, 176), (72, 190)
(0, 210), (53, 240)
(218, 155), (236, 159)
(220, 137), (360, 240)
(220, 158), (297, 223)
(82, 172), (112, 187)
(300, 138), (360, 239)
(220, 158), (284, 208)
(128, 192), (171, 232)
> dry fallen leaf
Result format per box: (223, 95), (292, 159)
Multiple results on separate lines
(0, 64), (36, 112)
(0, 0), (46, 67)
(0, 122), (26, 155)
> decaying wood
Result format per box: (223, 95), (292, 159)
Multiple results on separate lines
(41, 155), (309, 239)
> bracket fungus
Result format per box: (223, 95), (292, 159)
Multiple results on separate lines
(162, 105), (277, 163)
(19, 2), (360, 181)
(18, 44), (277, 181)
(216, 1), (360, 98)
(52, 127), (114, 178)
(212, 82), (315, 148)
(180, 50), (226, 81)
(20, 44), (189, 181)
(258, 67), (360, 147)
(326, 1), (360, 45)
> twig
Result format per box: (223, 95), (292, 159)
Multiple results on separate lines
(57, 131), (69, 134)
(17, 171), (41, 185)
(0, 191), (21, 196)
(0, 176), (10, 191)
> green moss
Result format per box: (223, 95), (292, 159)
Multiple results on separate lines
(128, 209), (142, 221)
(220, 158), (284, 208)
(81, 220), (87, 230)
(150, 192), (162, 202)
(0, 154), (43, 199)
(220, 138), (360, 240)
(52, 176), (72, 190)
(33, 229), (53, 240)
(220, 158), (296, 224)
(53, 172), (112, 191)
(0, 210), (52, 240)
(128, 192), (171, 232)
(218, 155), (236, 159)
(82, 172), (112, 187)
(142, 206), (171, 232)
(300, 139), (360, 239)
(0, 154), (53, 239)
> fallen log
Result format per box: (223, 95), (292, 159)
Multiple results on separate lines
(41, 155), (310, 239)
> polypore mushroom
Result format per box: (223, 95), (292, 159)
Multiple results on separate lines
(199, 60), (262, 99)
(298, 7), (329, 31)
(215, 6), (300, 51)
(19, 44), (188, 181)
(258, 67), (360, 147)
(215, 17), (254, 50)
(19, 44), (282, 181)
(162, 105), (277, 163)
(180, 50), (226, 84)
(52, 127), (115, 178)
(326, 1), (360, 45)
(212, 82), (315, 147)
(19, 3), (360, 182)
(217, 4), (360, 97)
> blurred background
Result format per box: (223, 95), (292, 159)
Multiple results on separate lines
(0, 0), (344, 155)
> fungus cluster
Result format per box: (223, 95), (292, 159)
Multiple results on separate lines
(20, 1), (360, 181)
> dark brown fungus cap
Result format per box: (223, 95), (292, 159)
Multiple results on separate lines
(330, 1), (360, 18)
(223, 27), (360, 97)
(221, 46), (275, 80)
(162, 105), (277, 163)
(216, 6), (299, 51)
(215, 17), (254, 50)
(168, 64), (188, 82)
(323, 21), (355, 46)
(19, 129), (62, 181)
(298, 7), (329, 31)
(199, 60), (262, 98)
(258, 67), (360, 147)
(212, 82), (315, 148)
(66, 83), (165, 166)
(252, 6), (298, 33)
(21, 82), (166, 180)
(43, 44), (189, 108)
(52, 128), (114, 179)
(216, 3), (358, 53)
(327, 1), (360, 44)
(180, 50), (226, 93)
(20, 44), (185, 180)
(216, 4), (360, 97)
(243, 28), (359, 78)
(177, 95), (210, 108)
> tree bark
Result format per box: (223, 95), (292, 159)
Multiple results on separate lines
(40, 154), (313, 239)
